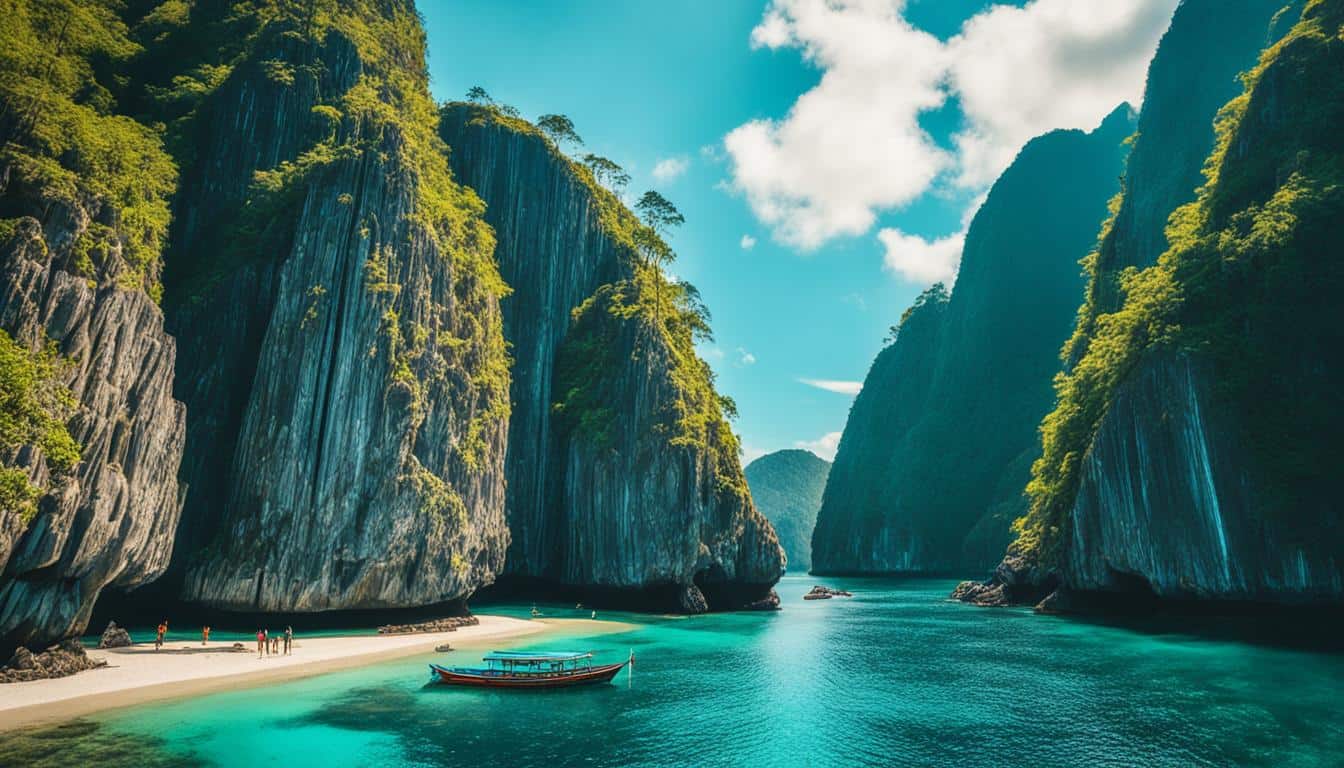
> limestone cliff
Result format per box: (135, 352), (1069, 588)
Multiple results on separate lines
(0, 2), (185, 655)
(965, 0), (1344, 608)
(166, 6), (511, 612)
(440, 105), (783, 611)
(810, 107), (1133, 575)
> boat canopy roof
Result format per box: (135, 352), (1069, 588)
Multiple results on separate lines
(483, 650), (593, 662)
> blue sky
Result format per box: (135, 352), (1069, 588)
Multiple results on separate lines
(419, 0), (1177, 461)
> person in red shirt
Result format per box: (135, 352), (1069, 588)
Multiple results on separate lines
(256, 629), (265, 657)
(155, 621), (168, 650)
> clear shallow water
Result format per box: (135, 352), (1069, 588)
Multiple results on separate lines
(8, 576), (1344, 767)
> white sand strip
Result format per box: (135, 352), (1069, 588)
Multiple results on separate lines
(0, 616), (626, 731)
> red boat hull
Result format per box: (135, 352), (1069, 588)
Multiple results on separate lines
(429, 661), (627, 688)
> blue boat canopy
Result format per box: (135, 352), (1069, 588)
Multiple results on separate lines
(482, 650), (592, 662)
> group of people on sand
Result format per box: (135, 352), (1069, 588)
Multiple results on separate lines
(151, 620), (294, 657)
(255, 626), (294, 658)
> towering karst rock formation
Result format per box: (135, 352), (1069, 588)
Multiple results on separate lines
(960, 0), (1344, 609)
(0, 2), (185, 656)
(744, 450), (830, 572)
(440, 104), (784, 611)
(160, 3), (512, 612)
(810, 106), (1135, 575)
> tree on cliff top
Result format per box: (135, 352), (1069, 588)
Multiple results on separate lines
(634, 190), (685, 323)
(582, 154), (630, 194)
(537, 113), (583, 148)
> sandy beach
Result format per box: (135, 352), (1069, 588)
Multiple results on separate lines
(0, 616), (628, 731)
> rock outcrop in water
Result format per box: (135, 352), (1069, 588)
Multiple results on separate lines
(810, 107), (1134, 576)
(744, 450), (830, 572)
(164, 6), (511, 612)
(0, 3), (185, 657)
(964, 0), (1344, 609)
(439, 104), (783, 611)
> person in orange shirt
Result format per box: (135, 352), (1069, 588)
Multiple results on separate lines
(202, 626), (211, 645)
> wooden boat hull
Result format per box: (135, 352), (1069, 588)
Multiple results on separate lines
(429, 661), (627, 689)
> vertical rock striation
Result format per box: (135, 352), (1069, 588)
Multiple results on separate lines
(169, 8), (511, 612)
(0, 204), (184, 655)
(965, 0), (1344, 609)
(811, 107), (1134, 576)
(440, 105), (783, 611)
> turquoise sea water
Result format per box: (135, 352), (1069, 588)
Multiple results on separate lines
(7, 576), (1344, 767)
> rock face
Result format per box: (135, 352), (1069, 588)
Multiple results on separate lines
(810, 107), (1134, 575)
(439, 105), (783, 611)
(0, 209), (185, 657)
(97, 621), (132, 649)
(168, 12), (511, 612)
(744, 450), (830, 572)
(968, 0), (1344, 609)
(1, 638), (105, 684)
(1062, 355), (1340, 600)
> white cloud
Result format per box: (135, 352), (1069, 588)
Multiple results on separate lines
(946, 0), (1175, 188)
(740, 234), (757, 250)
(725, 0), (948, 249)
(878, 227), (964, 284)
(652, 156), (689, 182)
(724, 0), (1176, 260)
(737, 347), (758, 365)
(799, 378), (862, 395)
(795, 431), (843, 461)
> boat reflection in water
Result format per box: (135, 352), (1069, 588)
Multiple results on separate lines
(429, 650), (633, 689)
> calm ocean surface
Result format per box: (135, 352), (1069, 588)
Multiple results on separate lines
(5, 575), (1343, 767)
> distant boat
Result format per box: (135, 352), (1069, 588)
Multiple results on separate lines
(429, 650), (632, 689)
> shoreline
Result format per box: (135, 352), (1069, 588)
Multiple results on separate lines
(0, 615), (632, 732)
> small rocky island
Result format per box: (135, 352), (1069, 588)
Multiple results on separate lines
(803, 585), (854, 601)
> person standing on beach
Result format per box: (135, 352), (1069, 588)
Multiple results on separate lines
(256, 629), (265, 657)
(202, 626), (210, 645)
(284, 626), (293, 655)
(155, 620), (168, 650)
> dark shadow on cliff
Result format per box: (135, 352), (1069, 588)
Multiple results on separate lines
(88, 586), (470, 635)
(1040, 591), (1344, 655)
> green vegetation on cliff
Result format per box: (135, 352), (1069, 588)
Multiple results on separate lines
(810, 108), (1133, 574)
(0, 0), (178, 298)
(138, 0), (511, 468)
(1014, 0), (1344, 563)
(453, 102), (744, 494)
(745, 450), (830, 571)
(0, 329), (79, 523)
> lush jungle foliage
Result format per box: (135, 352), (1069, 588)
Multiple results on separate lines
(0, 0), (178, 298)
(1013, 0), (1344, 564)
(0, 330), (79, 523)
(453, 103), (745, 493)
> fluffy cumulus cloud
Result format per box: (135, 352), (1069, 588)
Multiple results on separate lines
(795, 431), (843, 461)
(724, 0), (1178, 278)
(725, 0), (949, 249)
(652, 156), (689, 182)
(799, 378), (863, 395)
(877, 228), (964, 284)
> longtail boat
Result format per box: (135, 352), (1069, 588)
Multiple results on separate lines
(429, 650), (632, 689)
